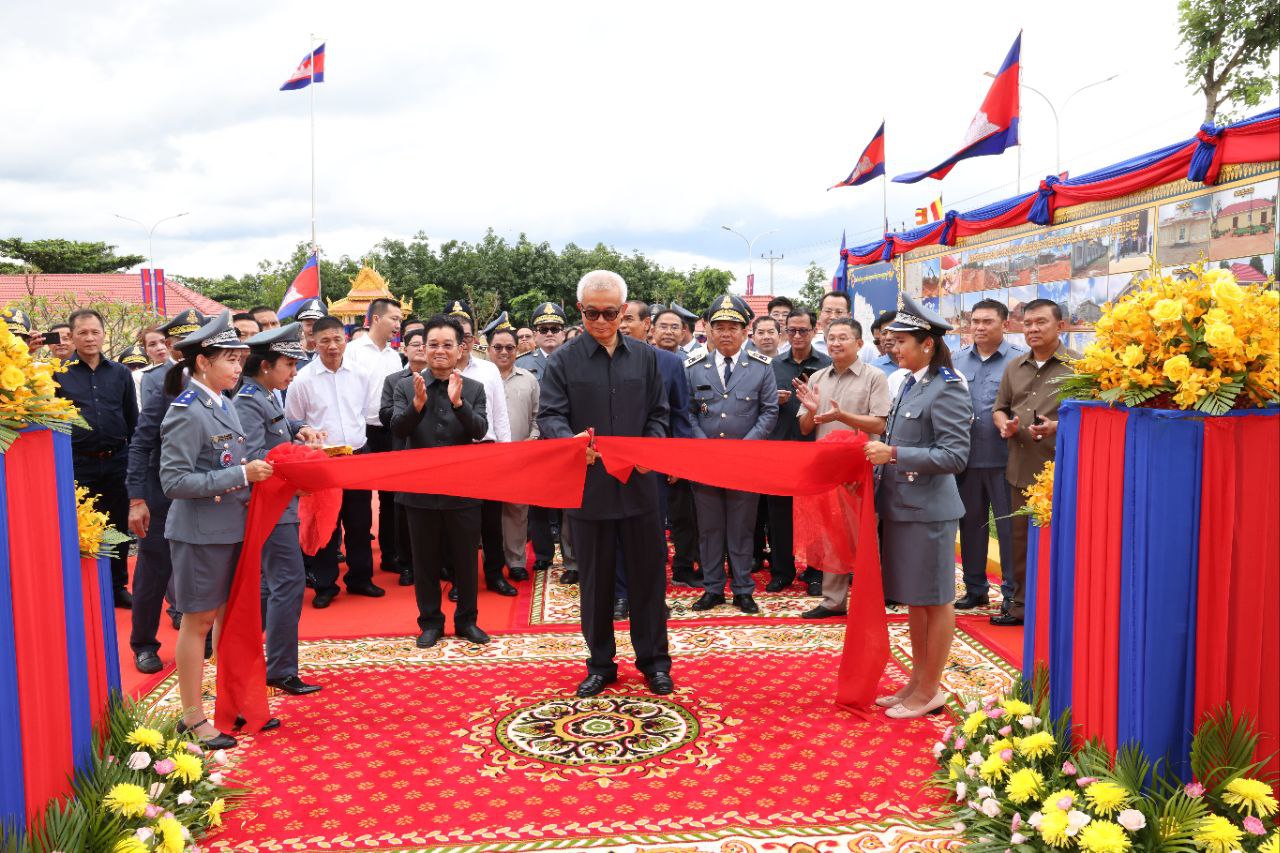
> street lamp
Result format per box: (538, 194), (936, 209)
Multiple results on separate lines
(985, 72), (1118, 174)
(721, 224), (778, 277)
(114, 212), (190, 302)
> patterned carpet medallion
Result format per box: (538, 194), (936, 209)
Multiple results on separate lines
(139, 619), (1017, 852)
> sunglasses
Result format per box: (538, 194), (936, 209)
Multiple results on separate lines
(536, 326), (563, 334)
(581, 307), (620, 322)
(490, 344), (516, 352)
(786, 327), (814, 336)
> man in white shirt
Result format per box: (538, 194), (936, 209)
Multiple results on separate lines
(813, 291), (852, 356)
(285, 316), (385, 607)
(452, 307), (516, 596)
(345, 297), (406, 577)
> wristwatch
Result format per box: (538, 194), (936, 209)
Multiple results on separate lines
(889, 445), (899, 464)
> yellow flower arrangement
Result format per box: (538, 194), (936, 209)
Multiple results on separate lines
(77, 484), (131, 560)
(207, 796), (226, 827)
(1084, 780), (1132, 816)
(1062, 263), (1280, 414)
(1222, 776), (1279, 817)
(125, 727), (165, 751)
(1078, 819), (1132, 853)
(155, 815), (185, 853)
(102, 783), (149, 818)
(1015, 461), (1054, 527)
(1018, 730), (1057, 760)
(0, 320), (87, 452)
(1006, 767), (1045, 804)
(168, 751), (204, 785)
(1193, 813), (1245, 853)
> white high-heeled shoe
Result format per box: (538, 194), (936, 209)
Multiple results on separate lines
(884, 690), (949, 719)
(874, 693), (905, 708)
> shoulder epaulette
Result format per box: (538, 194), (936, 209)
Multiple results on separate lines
(172, 388), (197, 407)
(748, 349), (772, 365)
(236, 381), (260, 398)
(684, 350), (708, 368)
(141, 362), (165, 373)
(938, 366), (962, 383)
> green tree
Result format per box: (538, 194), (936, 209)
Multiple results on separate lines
(10, 291), (163, 354)
(1178, 0), (1280, 122)
(797, 261), (828, 310)
(0, 238), (145, 274)
(412, 282), (446, 318)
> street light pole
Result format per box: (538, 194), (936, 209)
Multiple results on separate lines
(114, 212), (190, 302)
(986, 72), (1118, 175)
(720, 225), (778, 291)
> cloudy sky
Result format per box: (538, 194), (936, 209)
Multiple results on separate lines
(2, 0), (1214, 295)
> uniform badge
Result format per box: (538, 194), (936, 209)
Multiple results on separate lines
(219, 449), (234, 468)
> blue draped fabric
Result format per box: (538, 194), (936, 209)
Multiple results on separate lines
(1118, 409), (1203, 780)
(52, 432), (91, 766)
(1047, 401), (1085, 722)
(1064, 138), (1191, 186)
(1187, 123), (1223, 183)
(97, 557), (121, 695)
(0, 454), (27, 830)
(941, 210), (959, 245)
(958, 189), (1036, 225)
(1029, 175), (1062, 225)
(1022, 517), (1041, 684)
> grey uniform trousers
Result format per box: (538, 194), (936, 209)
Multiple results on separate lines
(692, 484), (760, 596)
(262, 522), (306, 680)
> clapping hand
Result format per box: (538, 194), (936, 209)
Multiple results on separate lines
(447, 370), (464, 407)
(793, 378), (820, 414)
(412, 372), (428, 411)
(813, 398), (844, 426)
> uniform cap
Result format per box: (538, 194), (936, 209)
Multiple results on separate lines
(885, 293), (953, 334)
(706, 293), (752, 326)
(1, 307), (32, 335)
(158, 308), (207, 338)
(296, 299), (328, 321)
(173, 309), (249, 354)
(529, 302), (566, 327)
(482, 311), (515, 337)
(246, 323), (306, 359)
(118, 344), (149, 367)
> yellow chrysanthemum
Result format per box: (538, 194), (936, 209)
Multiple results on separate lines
(168, 751), (204, 784)
(1018, 730), (1056, 760)
(1001, 699), (1033, 718)
(1223, 777), (1279, 817)
(1193, 814), (1244, 853)
(1006, 768), (1045, 804)
(125, 726), (165, 750)
(207, 796), (226, 827)
(156, 815), (185, 853)
(979, 752), (1009, 781)
(1039, 807), (1071, 846)
(962, 711), (987, 737)
(948, 753), (965, 780)
(102, 783), (149, 818)
(1259, 831), (1278, 853)
(1084, 780), (1131, 816)
(113, 838), (149, 853)
(1078, 820), (1132, 853)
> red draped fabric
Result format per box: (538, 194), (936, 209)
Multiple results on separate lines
(1031, 523), (1053, 672)
(889, 224), (947, 257)
(1053, 142), (1198, 210)
(79, 557), (110, 729)
(1206, 114), (1280, 185)
(1070, 407), (1127, 750)
(1195, 416), (1280, 777)
(217, 435), (880, 730)
(952, 196), (1039, 240)
(4, 431), (74, 818)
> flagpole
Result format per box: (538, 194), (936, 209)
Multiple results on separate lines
(881, 173), (888, 234)
(309, 33), (321, 300)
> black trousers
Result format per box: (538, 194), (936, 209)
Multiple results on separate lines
(312, 487), (374, 595)
(129, 502), (172, 656)
(74, 456), (130, 590)
(667, 479), (700, 574)
(394, 502), (413, 577)
(571, 511), (670, 678)
(480, 499), (506, 581)
(528, 505), (556, 564)
(753, 494), (770, 564)
(405, 505), (480, 631)
(365, 426), (402, 572)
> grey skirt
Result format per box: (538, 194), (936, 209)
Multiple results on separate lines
(170, 541), (241, 613)
(880, 518), (958, 607)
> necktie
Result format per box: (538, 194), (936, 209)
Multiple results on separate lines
(723, 357), (732, 387)
(899, 374), (917, 400)
(888, 375), (916, 443)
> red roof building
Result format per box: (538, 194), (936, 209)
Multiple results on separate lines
(1217, 198), (1273, 218)
(1229, 262), (1267, 283)
(0, 273), (228, 316)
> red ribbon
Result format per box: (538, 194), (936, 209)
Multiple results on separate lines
(216, 435), (882, 730)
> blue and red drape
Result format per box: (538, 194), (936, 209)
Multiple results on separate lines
(1023, 402), (1279, 779)
(843, 107), (1280, 267)
(0, 429), (121, 827)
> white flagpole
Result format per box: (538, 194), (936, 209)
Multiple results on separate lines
(881, 173), (888, 234)
(309, 33), (321, 298)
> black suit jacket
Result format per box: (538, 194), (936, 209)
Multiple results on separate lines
(390, 370), (488, 510)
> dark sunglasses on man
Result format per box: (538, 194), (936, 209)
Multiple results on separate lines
(581, 307), (620, 322)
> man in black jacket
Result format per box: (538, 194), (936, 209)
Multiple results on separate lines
(537, 271), (673, 698)
(390, 315), (491, 649)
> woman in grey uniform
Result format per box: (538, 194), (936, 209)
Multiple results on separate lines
(160, 310), (274, 748)
(863, 294), (972, 719)
(236, 324), (326, 697)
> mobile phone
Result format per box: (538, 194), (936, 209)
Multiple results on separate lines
(799, 366), (818, 381)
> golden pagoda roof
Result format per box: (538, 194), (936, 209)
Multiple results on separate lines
(327, 266), (411, 322)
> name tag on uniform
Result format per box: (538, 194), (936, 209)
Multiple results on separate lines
(211, 433), (232, 445)
(269, 414), (285, 424)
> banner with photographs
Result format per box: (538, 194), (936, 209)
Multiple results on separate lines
(900, 175), (1278, 352)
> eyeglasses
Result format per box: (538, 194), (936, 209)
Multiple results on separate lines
(786, 327), (814, 336)
(425, 342), (457, 351)
(536, 326), (563, 334)
(581, 307), (620, 322)
(490, 344), (516, 352)
(461, 333), (474, 342)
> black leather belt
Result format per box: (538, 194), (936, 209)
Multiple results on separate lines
(75, 446), (126, 460)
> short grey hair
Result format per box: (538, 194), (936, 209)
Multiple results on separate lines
(576, 270), (627, 304)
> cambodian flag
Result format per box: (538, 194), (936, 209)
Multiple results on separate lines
(832, 231), (849, 294)
(830, 122), (886, 189)
(893, 33), (1021, 183)
(277, 254), (319, 320)
(280, 43), (325, 91)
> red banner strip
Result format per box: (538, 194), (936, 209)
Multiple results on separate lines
(79, 557), (109, 729)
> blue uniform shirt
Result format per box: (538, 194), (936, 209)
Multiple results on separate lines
(951, 338), (1026, 469)
(869, 352), (899, 378)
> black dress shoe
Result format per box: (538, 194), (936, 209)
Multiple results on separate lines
(448, 586), (459, 602)
(233, 715), (281, 732)
(416, 627), (443, 648)
(486, 578), (518, 596)
(559, 569), (579, 585)
(347, 583), (385, 598)
(645, 671), (674, 695)
(691, 592), (725, 611)
(990, 612), (1024, 626)
(268, 675), (323, 695)
(955, 591), (990, 610)
(806, 581), (823, 597)
(204, 634), (214, 660)
(532, 560), (552, 572)
(176, 718), (236, 750)
(670, 572), (700, 589)
(398, 570), (414, 587)
(113, 587), (133, 609)
(509, 566), (529, 581)
(801, 604), (847, 619)
(304, 572), (317, 589)
(733, 594), (760, 614)
(765, 576), (794, 593)
(576, 673), (617, 697)
(456, 624), (491, 644)
(134, 651), (162, 674)
(613, 598), (629, 620)
(312, 591), (336, 609)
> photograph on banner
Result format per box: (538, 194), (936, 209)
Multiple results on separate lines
(1209, 177), (1277, 261)
(960, 255), (1000, 292)
(922, 296), (941, 314)
(938, 293), (963, 331)
(1110, 209), (1154, 273)
(1157, 194), (1213, 264)
(1034, 230), (1073, 284)
(1070, 223), (1110, 279)
(1037, 280), (1070, 320)
(904, 256), (939, 299)
(1067, 277), (1108, 329)
(1210, 252), (1275, 283)
(939, 253), (963, 293)
(1009, 237), (1037, 287)
(848, 262), (898, 337)
(1006, 284), (1038, 332)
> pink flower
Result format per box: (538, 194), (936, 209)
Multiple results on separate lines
(1010, 833), (1026, 845)
(148, 782), (165, 798)
(943, 725), (955, 740)
(1244, 816), (1266, 835)
(999, 725), (1013, 737)
(1062, 760), (1077, 775)
(1117, 809), (1146, 831)
(981, 798), (1002, 817)
(126, 751), (151, 770)
(986, 707), (1005, 719)
(212, 749), (229, 766)
(1057, 795), (1074, 810)
(144, 804), (161, 819)
(1000, 749), (1014, 762)
(1076, 776), (1098, 787)
(983, 694), (998, 708)
(1185, 782), (1205, 798)
(1011, 813), (1023, 831)
(185, 742), (204, 756)
(153, 758), (175, 775)
(209, 771), (224, 786)
(955, 736), (966, 750)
